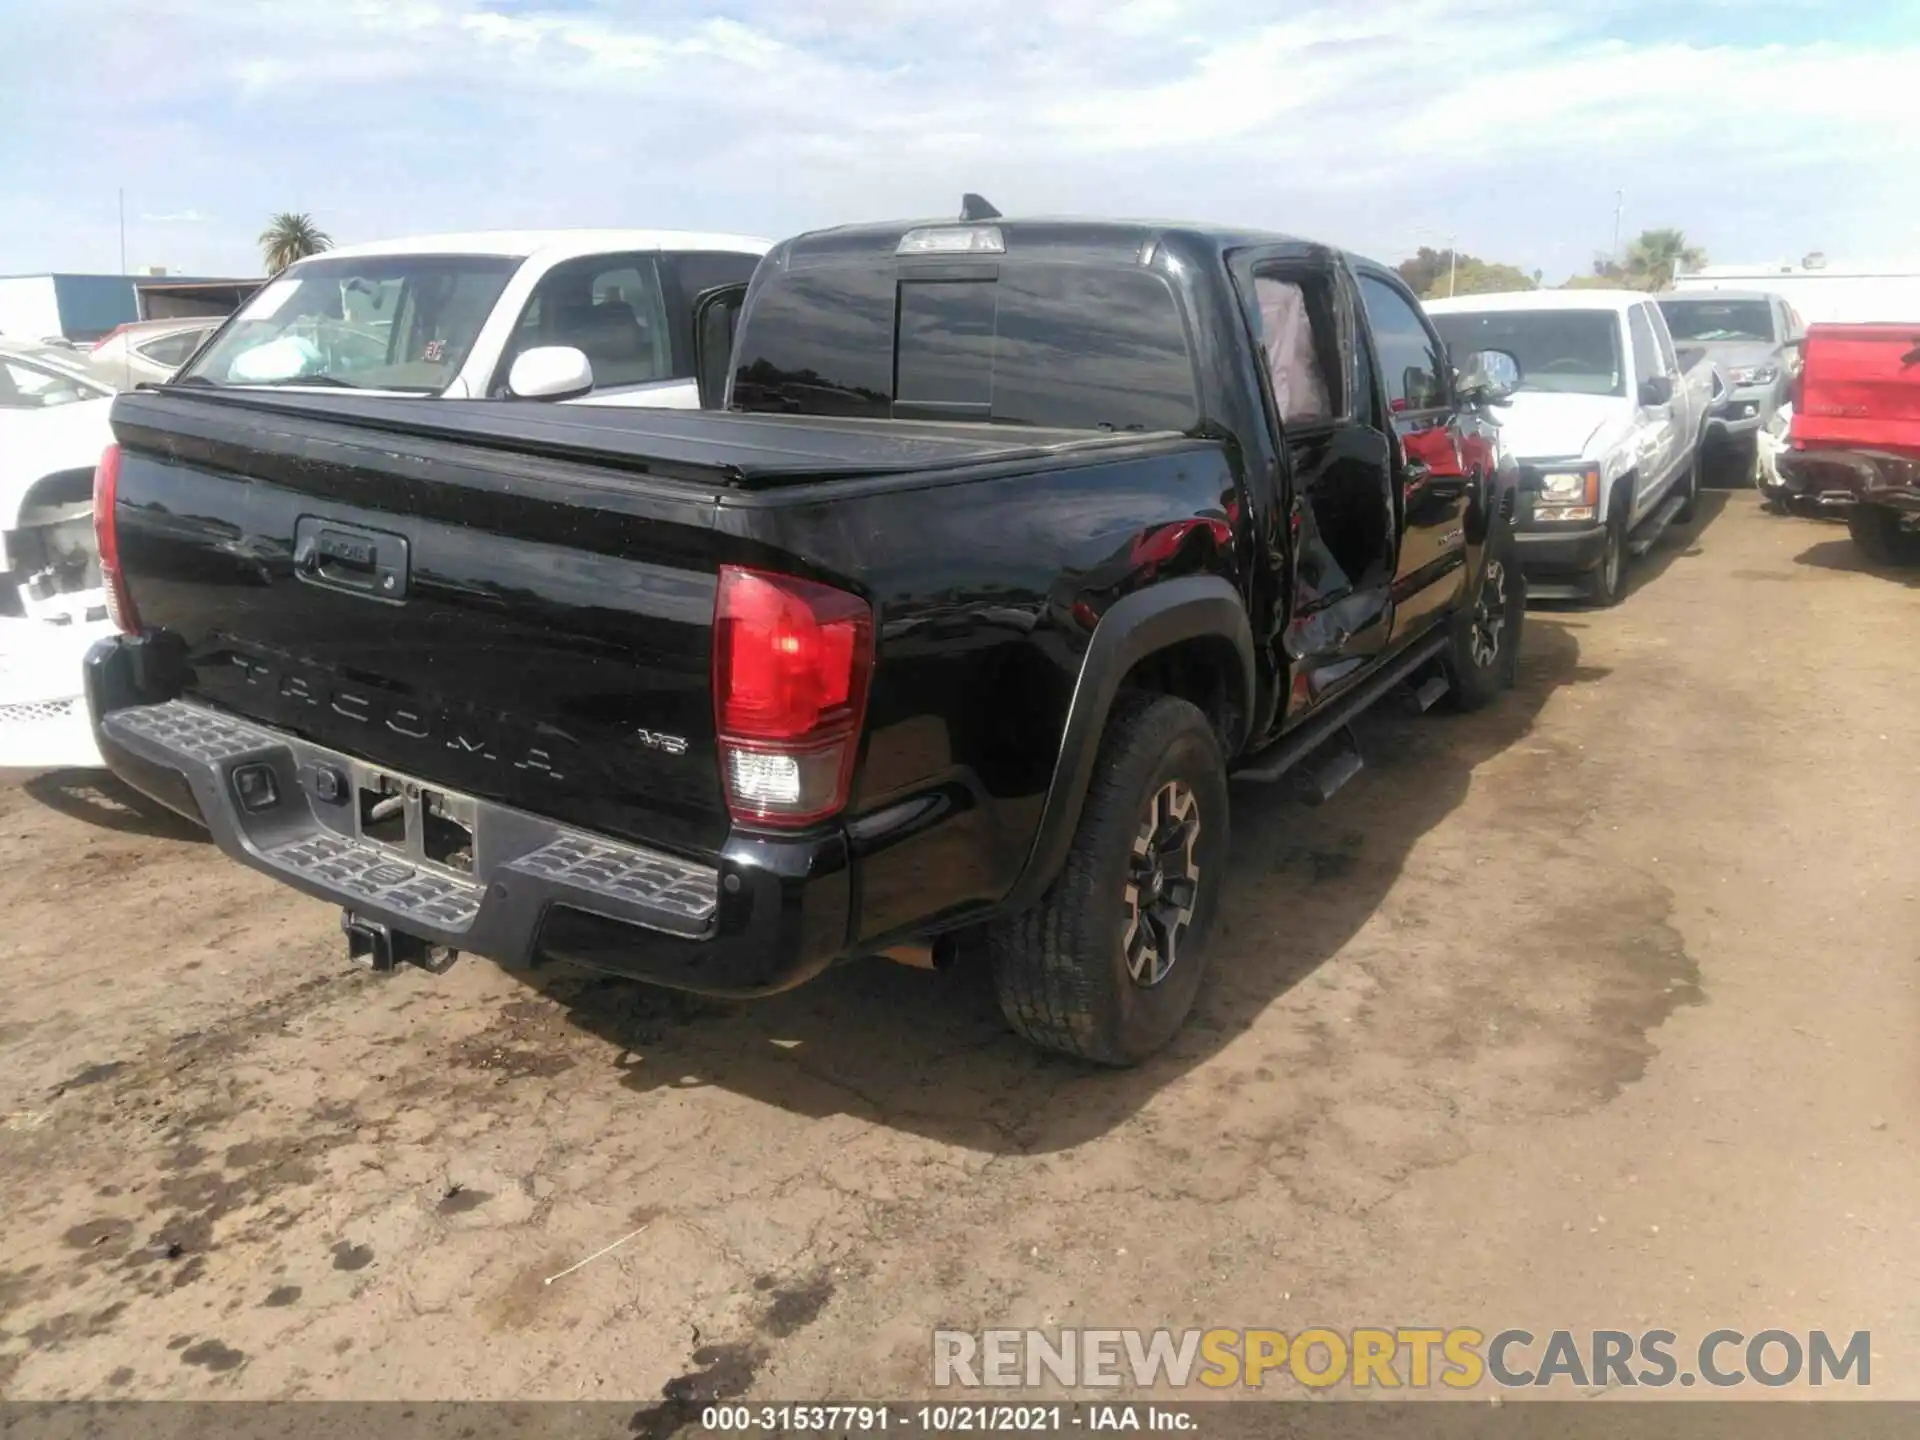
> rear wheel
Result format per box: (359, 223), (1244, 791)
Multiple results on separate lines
(1674, 441), (1702, 523)
(989, 694), (1227, 1066)
(1848, 503), (1913, 566)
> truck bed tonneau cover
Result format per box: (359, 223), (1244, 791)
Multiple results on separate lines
(121, 387), (1177, 488)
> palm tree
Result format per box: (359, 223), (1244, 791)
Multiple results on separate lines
(1624, 228), (1706, 292)
(258, 213), (333, 275)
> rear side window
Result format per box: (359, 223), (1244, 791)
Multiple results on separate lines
(136, 330), (209, 367)
(733, 264), (1199, 432)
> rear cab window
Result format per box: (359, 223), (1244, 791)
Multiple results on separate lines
(731, 255), (1200, 433)
(185, 254), (520, 393)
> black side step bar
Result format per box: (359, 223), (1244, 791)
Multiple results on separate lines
(1233, 629), (1450, 785)
(1628, 491), (1691, 558)
(1295, 726), (1364, 805)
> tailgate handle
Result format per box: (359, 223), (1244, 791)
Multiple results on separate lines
(294, 519), (410, 600)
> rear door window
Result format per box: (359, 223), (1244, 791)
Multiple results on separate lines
(134, 329), (211, 368)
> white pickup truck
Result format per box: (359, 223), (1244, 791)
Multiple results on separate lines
(1426, 291), (1724, 605)
(177, 228), (770, 407)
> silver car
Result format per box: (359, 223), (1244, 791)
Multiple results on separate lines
(88, 317), (220, 389)
(1656, 290), (1803, 476)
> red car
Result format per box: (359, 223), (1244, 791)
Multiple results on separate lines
(1780, 323), (1920, 562)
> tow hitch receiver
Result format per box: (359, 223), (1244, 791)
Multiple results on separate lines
(342, 911), (459, 974)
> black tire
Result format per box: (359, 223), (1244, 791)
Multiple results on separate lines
(1585, 489), (1630, 608)
(989, 693), (1228, 1066)
(1674, 441), (1702, 523)
(1443, 521), (1525, 711)
(1848, 504), (1908, 566)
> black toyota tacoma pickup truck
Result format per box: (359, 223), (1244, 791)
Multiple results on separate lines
(86, 213), (1527, 1065)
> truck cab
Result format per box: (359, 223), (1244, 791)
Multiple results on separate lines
(1426, 290), (1718, 605)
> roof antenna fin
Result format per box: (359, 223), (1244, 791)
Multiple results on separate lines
(960, 193), (1002, 222)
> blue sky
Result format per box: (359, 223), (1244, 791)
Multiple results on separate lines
(3, 0), (1917, 280)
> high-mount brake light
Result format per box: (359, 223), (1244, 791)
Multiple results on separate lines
(712, 566), (874, 828)
(896, 225), (1005, 256)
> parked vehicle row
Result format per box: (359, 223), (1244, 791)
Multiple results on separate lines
(85, 213), (1531, 1065)
(1426, 289), (1722, 605)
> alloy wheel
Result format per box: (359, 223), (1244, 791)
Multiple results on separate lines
(1122, 780), (1201, 988)
(1469, 559), (1507, 669)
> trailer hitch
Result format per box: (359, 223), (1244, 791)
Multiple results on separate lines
(341, 911), (459, 974)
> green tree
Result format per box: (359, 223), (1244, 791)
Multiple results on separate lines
(1624, 229), (1706, 291)
(1561, 255), (1631, 290)
(258, 212), (333, 275)
(1395, 247), (1537, 300)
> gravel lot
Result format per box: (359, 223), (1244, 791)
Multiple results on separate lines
(1, 492), (1915, 1407)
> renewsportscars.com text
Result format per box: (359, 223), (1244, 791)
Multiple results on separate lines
(932, 1327), (1871, 1391)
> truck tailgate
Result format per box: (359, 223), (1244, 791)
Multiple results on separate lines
(1794, 323), (1920, 457)
(107, 390), (749, 857)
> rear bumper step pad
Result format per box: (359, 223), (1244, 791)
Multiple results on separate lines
(101, 699), (718, 964)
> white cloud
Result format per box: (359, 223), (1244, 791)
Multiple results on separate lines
(0, 0), (1915, 278)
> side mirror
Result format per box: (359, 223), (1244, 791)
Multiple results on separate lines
(507, 346), (594, 401)
(691, 283), (748, 409)
(1458, 348), (1521, 405)
(1639, 373), (1674, 407)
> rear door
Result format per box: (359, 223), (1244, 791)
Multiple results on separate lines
(1228, 246), (1398, 722)
(1795, 325), (1920, 455)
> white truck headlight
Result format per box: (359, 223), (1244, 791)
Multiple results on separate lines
(1729, 364), (1778, 386)
(1534, 467), (1599, 523)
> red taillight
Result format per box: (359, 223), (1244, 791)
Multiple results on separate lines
(92, 443), (140, 634)
(712, 566), (873, 828)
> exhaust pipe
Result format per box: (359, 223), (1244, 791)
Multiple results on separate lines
(878, 935), (963, 972)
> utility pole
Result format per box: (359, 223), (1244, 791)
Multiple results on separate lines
(1612, 189), (1624, 264)
(117, 187), (127, 273)
(1448, 233), (1459, 297)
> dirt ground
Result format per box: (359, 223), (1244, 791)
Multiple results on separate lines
(1, 490), (1916, 1410)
